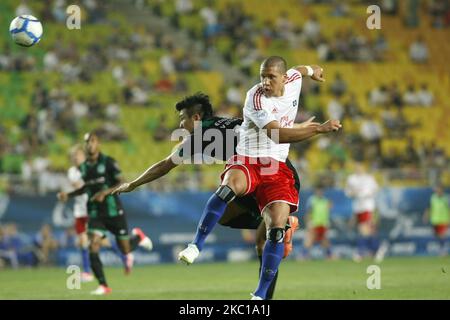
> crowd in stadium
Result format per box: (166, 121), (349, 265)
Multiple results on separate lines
(1, 0), (448, 193)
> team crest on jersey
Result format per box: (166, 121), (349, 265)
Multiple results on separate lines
(272, 107), (279, 114)
(256, 110), (268, 119)
(97, 164), (106, 174)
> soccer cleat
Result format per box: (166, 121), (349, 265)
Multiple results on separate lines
(250, 293), (263, 300)
(132, 227), (153, 251)
(81, 272), (94, 283)
(90, 285), (112, 295)
(283, 216), (299, 258)
(178, 244), (199, 265)
(124, 253), (134, 275)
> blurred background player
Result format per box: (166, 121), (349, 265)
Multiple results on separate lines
(423, 185), (449, 256)
(345, 162), (380, 262)
(302, 185), (334, 260)
(58, 132), (153, 295)
(67, 144), (93, 282)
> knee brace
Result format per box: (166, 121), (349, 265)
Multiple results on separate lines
(215, 185), (236, 203)
(267, 228), (285, 243)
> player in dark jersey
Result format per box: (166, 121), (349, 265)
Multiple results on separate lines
(57, 132), (153, 295)
(112, 93), (318, 299)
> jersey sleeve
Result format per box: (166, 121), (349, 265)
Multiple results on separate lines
(67, 167), (82, 184)
(243, 87), (276, 129)
(107, 157), (122, 183)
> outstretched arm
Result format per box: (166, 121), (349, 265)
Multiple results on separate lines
(294, 65), (325, 82)
(111, 156), (178, 195)
(264, 119), (342, 144)
(57, 185), (86, 202)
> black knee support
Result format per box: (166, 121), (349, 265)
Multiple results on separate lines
(267, 228), (285, 243)
(215, 185), (236, 203)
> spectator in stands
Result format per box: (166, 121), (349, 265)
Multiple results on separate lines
(373, 33), (389, 60)
(327, 97), (344, 121)
(343, 93), (364, 120)
(409, 36), (429, 63)
(176, 0), (193, 15)
(0, 225), (19, 268)
(428, 0), (448, 28)
(330, 0), (350, 17)
(417, 83), (434, 107)
(226, 81), (244, 106)
(403, 137), (420, 166)
(389, 82), (404, 109)
(360, 119), (383, 156)
(369, 85), (389, 107)
(0, 46), (12, 71)
(200, 1), (220, 40)
(403, 85), (420, 106)
(33, 224), (58, 266)
(276, 11), (294, 41)
(15, 0), (33, 16)
(329, 73), (347, 98)
(159, 49), (176, 74)
(381, 0), (399, 15)
(303, 14), (321, 46)
(51, 0), (67, 22)
(381, 147), (400, 168)
(153, 114), (171, 142)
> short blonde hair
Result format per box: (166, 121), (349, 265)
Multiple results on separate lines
(69, 144), (84, 158)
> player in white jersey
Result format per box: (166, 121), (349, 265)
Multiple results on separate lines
(345, 162), (380, 262)
(178, 56), (342, 299)
(67, 144), (93, 282)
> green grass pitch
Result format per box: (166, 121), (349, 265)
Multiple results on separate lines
(1, 257), (449, 299)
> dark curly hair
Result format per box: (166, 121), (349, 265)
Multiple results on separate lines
(175, 92), (213, 119)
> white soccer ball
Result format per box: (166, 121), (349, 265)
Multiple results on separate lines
(9, 15), (43, 47)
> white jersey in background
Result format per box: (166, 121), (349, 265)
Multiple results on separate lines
(236, 68), (302, 162)
(345, 173), (379, 213)
(67, 166), (88, 218)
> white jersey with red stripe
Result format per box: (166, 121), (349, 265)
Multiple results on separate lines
(67, 166), (88, 218)
(345, 173), (379, 213)
(236, 68), (302, 162)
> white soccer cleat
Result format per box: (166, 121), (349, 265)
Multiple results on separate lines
(90, 285), (112, 295)
(250, 293), (263, 300)
(178, 244), (199, 265)
(132, 228), (153, 251)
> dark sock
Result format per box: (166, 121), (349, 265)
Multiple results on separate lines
(130, 235), (140, 251)
(266, 270), (278, 300)
(81, 248), (90, 273)
(356, 237), (367, 256)
(369, 236), (380, 254)
(258, 254), (277, 300)
(89, 252), (107, 286)
(254, 240), (284, 299)
(193, 193), (227, 251)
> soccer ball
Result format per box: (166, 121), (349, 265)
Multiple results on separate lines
(9, 15), (43, 47)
